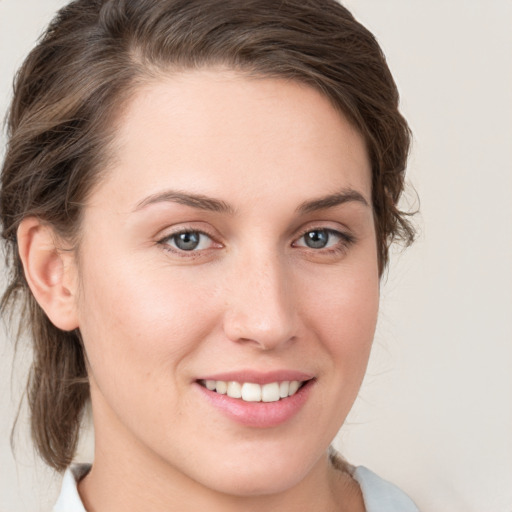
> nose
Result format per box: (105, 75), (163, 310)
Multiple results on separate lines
(222, 251), (298, 351)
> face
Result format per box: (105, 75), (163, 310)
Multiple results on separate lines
(74, 69), (379, 497)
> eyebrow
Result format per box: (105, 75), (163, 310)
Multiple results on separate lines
(134, 187), (369, 215)
(134, 190), (235, 214)
(296, 188), (370, 214)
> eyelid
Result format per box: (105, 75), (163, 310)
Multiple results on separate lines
(292, 225), (356, 250)
(155, 222), (355, 257)
(294, 223), (354, 241)
(157, 225), (223, 255)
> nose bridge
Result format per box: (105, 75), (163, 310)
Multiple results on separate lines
(223, 244), (297, 349)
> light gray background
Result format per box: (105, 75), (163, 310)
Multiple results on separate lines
(1, 1), (511, 511)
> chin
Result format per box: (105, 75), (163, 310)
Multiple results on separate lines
(189, 443), (321, 497)
(208, 468), (306, 497)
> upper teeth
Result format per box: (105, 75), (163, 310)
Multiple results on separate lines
(203, 380), (303, 402)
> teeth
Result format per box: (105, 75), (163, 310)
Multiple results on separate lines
(261, 382), (280, 402)
(289, 380), (300, 395)
(202, 379), (305, 402)
(241, 383), (261, 402)
(279, 381), (289, 398)
(216, 381), (227, 394)
(227, 381), (242, 398)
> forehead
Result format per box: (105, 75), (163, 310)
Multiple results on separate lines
(93, 69), (371, 210)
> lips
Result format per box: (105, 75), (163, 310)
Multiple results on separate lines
(195, 371), (315, 427)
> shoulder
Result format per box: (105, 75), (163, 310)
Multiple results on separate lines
(52, 464), (91, 512)
(351, 465), (420, 512)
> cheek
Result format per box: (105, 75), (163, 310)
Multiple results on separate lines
(301, 258), (380, 376)
(75, 254), (220, 390)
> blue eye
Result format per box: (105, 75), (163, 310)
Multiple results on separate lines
(164, 231), (213, 252)
(303, 229), (330, 249)
(295, 229), (349, 250)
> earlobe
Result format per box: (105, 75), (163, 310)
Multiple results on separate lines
(17, 217), (79, 331)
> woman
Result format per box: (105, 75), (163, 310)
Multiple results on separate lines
(1, 0), (417, 510)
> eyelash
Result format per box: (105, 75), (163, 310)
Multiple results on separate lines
(292, 227), (356, 256)
(157, 226), (356, 257)
(158, 228), (218, 256)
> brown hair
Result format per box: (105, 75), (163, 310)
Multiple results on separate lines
(1, 0), (414, 471)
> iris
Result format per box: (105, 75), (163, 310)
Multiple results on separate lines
(304, 229), (330, 249)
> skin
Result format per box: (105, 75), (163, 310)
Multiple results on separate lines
(35, 69), (380, 511)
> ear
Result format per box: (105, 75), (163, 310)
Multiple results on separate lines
(17, 217), (79, 331)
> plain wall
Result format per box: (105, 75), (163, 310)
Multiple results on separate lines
(1, 1), (511, 511)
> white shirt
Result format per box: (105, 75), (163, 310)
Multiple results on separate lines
(53, 463), (420, 512)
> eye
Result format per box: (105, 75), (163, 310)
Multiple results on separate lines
(294, 228), (351, 250)
(161, 231), (215, 252)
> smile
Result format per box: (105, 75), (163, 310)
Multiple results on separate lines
(199, 380), (306, 402)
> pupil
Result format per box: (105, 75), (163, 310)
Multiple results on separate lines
(175, 232), (200, 251)
(305, 230), (328, 249)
